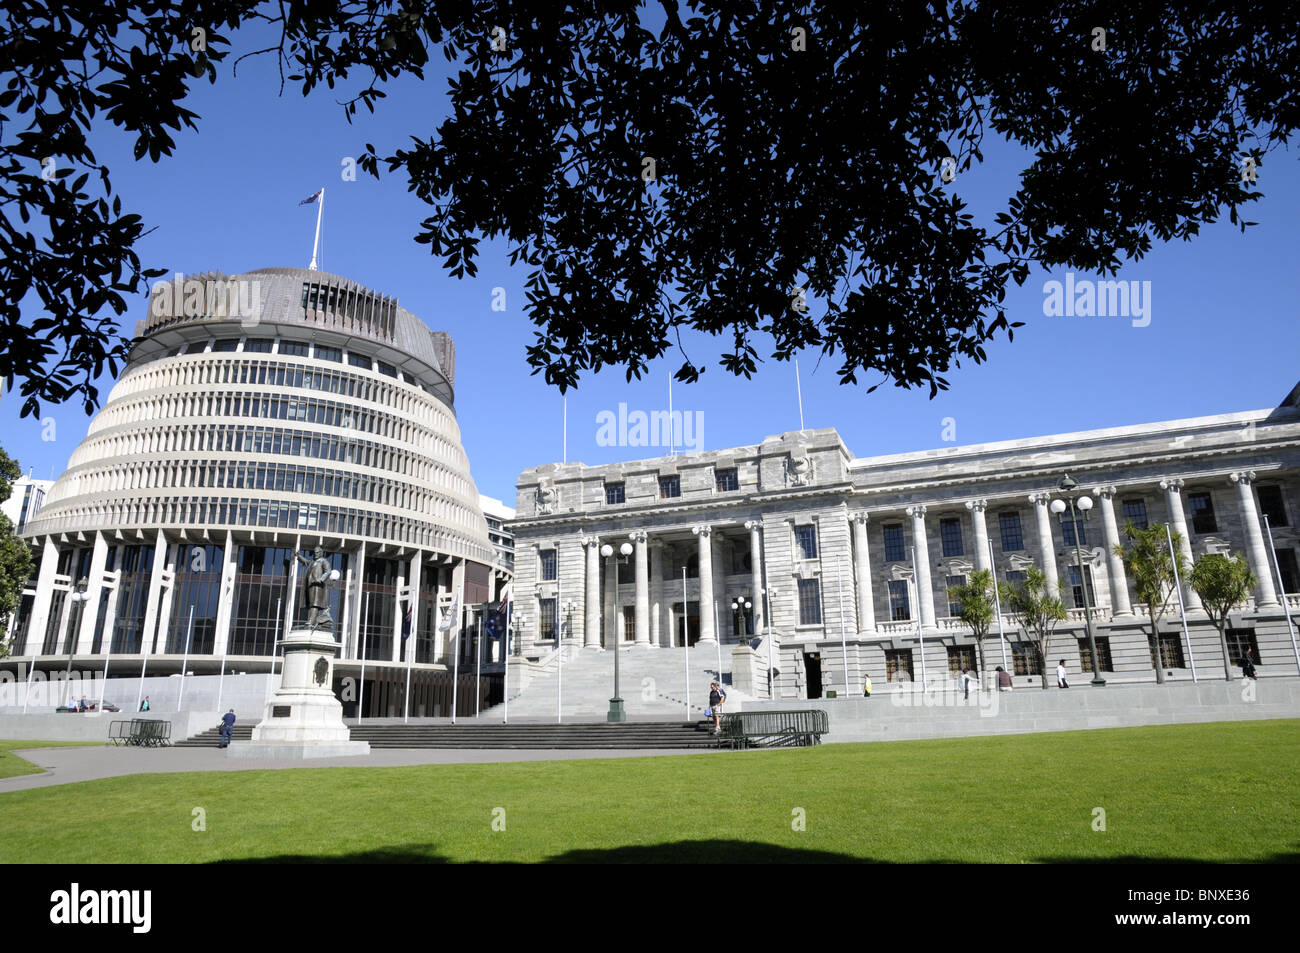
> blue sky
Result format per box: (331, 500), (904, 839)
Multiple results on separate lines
(4, 23), (1298, 507)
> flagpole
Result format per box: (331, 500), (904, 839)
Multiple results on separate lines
(989, 539), (1009, 672)
(1166, 523), (1197, 683)
(503, 600), (512, 723)
(714, 600), (723, 685)
(911, 548), (926, 691)
(451, 583), (463, 725)
(668, 371), (675, 456)
(795, 358), (806, 432)
(837, 553), (850, 696)
(563, 396), (567, 463)
(475, 613), (482, 718)
(763, 558), (775, 699)
(1263, 515), (1300, 673)
(358, 592), (369, 724)
(682, 568), (690, 719)
(308, 187), (324, 271)
(99, 629), (113, 712)
(177, 606), (194, 711)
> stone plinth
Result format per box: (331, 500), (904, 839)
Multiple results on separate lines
(226, 626), (369, 760)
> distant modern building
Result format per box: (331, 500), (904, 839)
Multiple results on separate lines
(479, 493), (516, 574)
(1, 475), (54, 534)
(4, 267), (509, 713)
(509, 383), (1300, 698)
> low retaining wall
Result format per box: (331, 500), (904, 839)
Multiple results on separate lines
(0, 710), (223, 743)
(753, 677), (1300, 742)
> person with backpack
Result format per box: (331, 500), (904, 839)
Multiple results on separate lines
(707, 681), (726, 735)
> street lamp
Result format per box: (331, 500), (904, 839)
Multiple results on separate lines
(1050, 474), (1105, 686)
(600, 541), (633, 722)
(731, 596), (753, 640)
(63, 580), (89, 706)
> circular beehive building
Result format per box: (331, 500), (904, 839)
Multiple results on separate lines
(11, 267), (505, 700)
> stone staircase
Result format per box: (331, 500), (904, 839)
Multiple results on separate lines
(495, 644), (755, 721)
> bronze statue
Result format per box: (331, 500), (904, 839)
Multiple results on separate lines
(296, 546), (335, 629)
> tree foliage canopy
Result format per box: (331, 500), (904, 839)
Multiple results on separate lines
(0, 446), (33, 647)
(2, 1), (1297, 415)
(1004, 565), (1067, 689)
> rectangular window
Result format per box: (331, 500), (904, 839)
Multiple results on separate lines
(888, 580), (910, 621)
(1188, 491), (1217, 534)
(1078, 636), (1114, 673)
(539, 598), (557, 641)
(314, 344), (342, 363)
(1011, 641), (1042, 677)
(797, 578), (822, 625)
(658, 475), (681, 499)
(715, 468), (739, 492)
(1066, 565), (1095, 610)
(885, 649), (914, 682)
(1225, 628), (1260, 666)
(244, 338), (274, 353)
(279, 340), (310, 357)
(1277, 548), (1299, 594)
(940, 517), (964, 557)
(945, 574), (966, 617)
(347, 352), (372, 370)
(1148, 633), (1186, 669)
(883, 524), (906, 562)
(617, 559), (634, 585)
(795, 525), (819, 560)
(605, 482), (625, 505)
(1061, 516), (1087, 547)
(212, 338), (239, 352)
(999, 512), (1023, 551)
(1257, 485), (1288, 527)
(1005, 570), (1027, 587)
(946, 645), (976, 676)
(376, 360), (398, 378)
(1122, 499), (1149, 531)
(184, 341), (208, 354)
(540, 549), (557, 581)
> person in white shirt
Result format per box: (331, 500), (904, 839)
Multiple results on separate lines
(1056, 660), (1070, 688)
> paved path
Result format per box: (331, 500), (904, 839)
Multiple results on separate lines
(1, 744), (719, 793)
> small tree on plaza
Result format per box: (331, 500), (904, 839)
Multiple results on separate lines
(1115, 521), (1189, 685)
(952, 569), (1012, 677)
(1004, 566), (1068, 690)
(1190, 553), (1257, 681)
(0, 446), (35, 654)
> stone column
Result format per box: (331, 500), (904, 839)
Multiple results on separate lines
(22, 536), (60, 656)
(693, 525), (716, 644)
(1160, 478), (1202, 611)
(906, 506), (936, 628)
(584, 537), (602, 648)
(966, 499), (991, 572)
(746, 520), (763, 634)
(632, 530), (650, 645)
(1093, 486), (1133, 617)
(851, 513), (876, 634)
(407, 550), (424, 663)
(1230, 471), (1279, 608)
(650, 540), (664, 647)
(76, 532), (109, 653)
(212, 531), (238, 655)
(1029, 493), (1060, 597)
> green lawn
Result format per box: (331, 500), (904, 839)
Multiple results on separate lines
(1, 721), (1296, 863)
(0, 740), (98, 779)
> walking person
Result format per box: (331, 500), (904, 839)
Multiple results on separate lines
(961, 667), (976, 700)
(218, 708), (236, 748)
(996, 665), (1013, 692)
(707, 681), (726, 735)
(139, 696), (150, 712)
(1240, 648), (1258, 680)
(1056, 659), (1070, 689)
(863, 674), (872, 697)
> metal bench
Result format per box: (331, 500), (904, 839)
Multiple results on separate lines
(718, 709), (829, 749)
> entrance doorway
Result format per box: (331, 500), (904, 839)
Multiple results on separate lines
(804, 653), (822, 699)
(674, 601), (700, 646)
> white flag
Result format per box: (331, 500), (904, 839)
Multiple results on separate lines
(438, 593), (460, 631)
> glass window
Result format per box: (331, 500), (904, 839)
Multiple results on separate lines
(1061, 516), (1087, 547)
(315, 345), (342, 363)
(885, 649), (913, 682)
(1225, 628), (1259, 666)
(184, 340), (208, 354)
(1011, 641), (1042, 676)
(795, 525), (818, 560)
(279, 340), (310, 357)
(1122, 499), (1148, 530)
(888, 580), (910, 621)
(883, 524), (906, 562)
(940, 517), (963, 557)
(540, 549), (557, 581)
(211, 339), (238, 352)
(945, 574), (966, 617)
(1078, 636), (1113, 673)
(347, 352), (372, 370)
(1188, 491), (1217, 534)
(946, 645), (976, 676)
(797, 578), (822, 625)
(659, 475), (681, 499)
(1148, 633), (1186, 669)
(605, 483), (625, 505)
(715, 468), (739, 492)
(539, 598), (557, 640)
(1277, 548), (1299, 594)
(244, 338), (273, 353)
(376, 360), (398, 378)
(1066, 565), (1095, 609)
(1257, 485), (1288, 527)
(999, 512), (1023, 551)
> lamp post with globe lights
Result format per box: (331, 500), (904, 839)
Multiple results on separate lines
(1050, 474), (1106, 686)
(600, 541), (633, 722)
(731, 596), (753, 639)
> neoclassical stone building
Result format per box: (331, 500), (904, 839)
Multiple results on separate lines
(510, 383), (1300, 697)
(5, 267), (507, 690)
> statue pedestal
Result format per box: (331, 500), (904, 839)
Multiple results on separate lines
(226, 626), (369, 760)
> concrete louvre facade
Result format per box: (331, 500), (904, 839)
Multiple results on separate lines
(509, 383), (1300, 699)
(4, 266), (508, 686)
